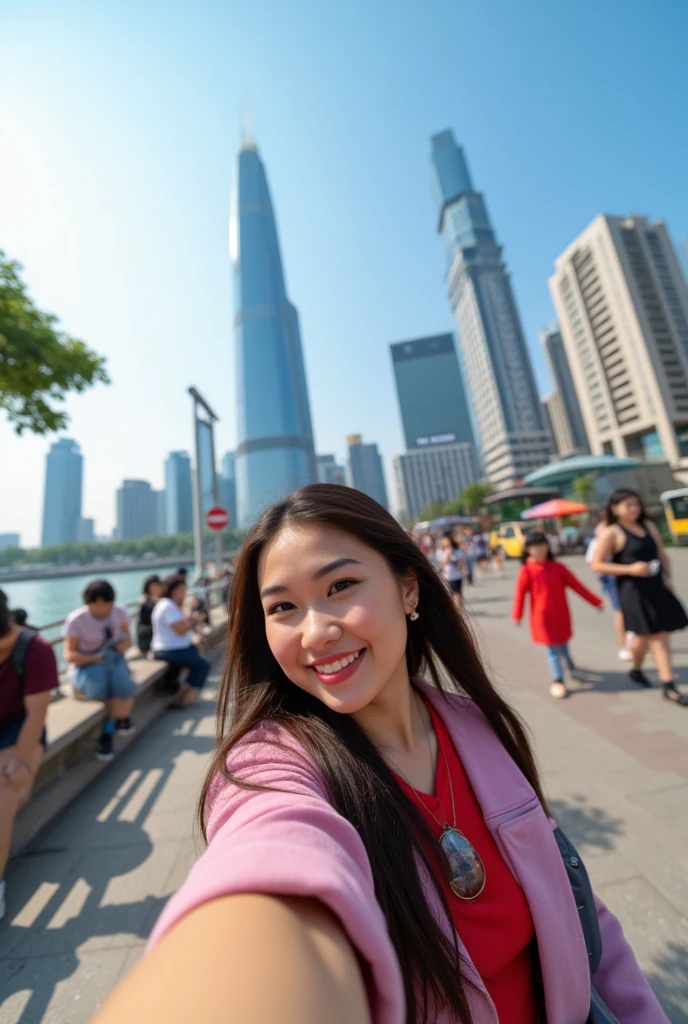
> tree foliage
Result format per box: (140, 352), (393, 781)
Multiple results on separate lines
(461, 482), (494, 514)
(0, 250), (110, 434)
(0, 530), (246, 570)
(572, 474), (595, 507)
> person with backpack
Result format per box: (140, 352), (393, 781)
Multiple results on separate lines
(512, 532), (604, 699)
(0, 589), (58, 921)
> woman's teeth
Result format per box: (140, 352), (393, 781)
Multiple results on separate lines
(314, 651), (361, 674)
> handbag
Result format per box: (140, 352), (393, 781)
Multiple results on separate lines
(553, 827), (620, 1024)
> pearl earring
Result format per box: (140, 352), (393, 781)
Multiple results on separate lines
(409, 609), (419, 621)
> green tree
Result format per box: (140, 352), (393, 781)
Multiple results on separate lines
(461, 482), (494, 515)
(572, 474), (595, 507)
(0, 250), (110, 434)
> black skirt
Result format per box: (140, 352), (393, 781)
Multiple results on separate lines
(617, 576), (688, 636)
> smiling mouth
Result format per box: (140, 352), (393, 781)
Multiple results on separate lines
(308, 648), (366, 684)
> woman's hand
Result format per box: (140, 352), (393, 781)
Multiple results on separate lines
(2, 759), (33, 791)
(629, 561), (651, 577)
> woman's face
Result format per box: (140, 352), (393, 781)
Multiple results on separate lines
(172, 583), (187, 606)
(258, 523), (418, 715)
(440, 537), (452, 552)
(613, 497), (642, 522)
(151, 582), (163, 601)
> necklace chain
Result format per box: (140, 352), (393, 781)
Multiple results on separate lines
(387, 693), (457, 833)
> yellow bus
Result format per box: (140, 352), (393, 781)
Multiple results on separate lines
(660, 488), (688, 544)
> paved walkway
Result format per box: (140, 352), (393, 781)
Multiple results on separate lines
(2, 558), (688, 1022)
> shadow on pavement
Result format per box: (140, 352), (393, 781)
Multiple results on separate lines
(548, 793), (625, 852)
(0, 701), (214, 1024)
(569, 667), (669, 697)
(645, 941), (688, 1024)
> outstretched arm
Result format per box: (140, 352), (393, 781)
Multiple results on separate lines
(560, 564), (604, 608)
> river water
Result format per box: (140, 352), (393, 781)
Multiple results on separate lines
(1, 564), (194, 634)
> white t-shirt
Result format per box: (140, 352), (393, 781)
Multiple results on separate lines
(152, 598), (191, 652)
(441, 549), (463, 582)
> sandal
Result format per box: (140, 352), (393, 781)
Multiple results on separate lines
(549, 682), (568, 699)
(663, 684), (688, 706)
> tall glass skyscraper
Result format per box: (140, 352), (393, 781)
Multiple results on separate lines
(41, 438), (83, 547)
(164, 451), (193, 535)
(230, 137), (316, 527)
(430, 130), (551, 486)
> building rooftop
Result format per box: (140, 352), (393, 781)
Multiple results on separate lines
(524, 454), (642, 486)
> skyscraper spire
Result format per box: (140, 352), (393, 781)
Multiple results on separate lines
(240, 112), (256, 152)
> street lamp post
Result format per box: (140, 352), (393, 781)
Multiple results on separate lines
(188, 386), (223, 579)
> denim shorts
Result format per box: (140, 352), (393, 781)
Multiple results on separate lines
(73, 650), (136, 702)
(599, 575), (621, 613)
(0, 713), (47, 751)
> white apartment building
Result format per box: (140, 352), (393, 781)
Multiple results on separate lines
(549, 215), (688, 473)
(393, 442), (478, 522)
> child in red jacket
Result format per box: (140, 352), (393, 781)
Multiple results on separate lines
(512, 531), (604, 698)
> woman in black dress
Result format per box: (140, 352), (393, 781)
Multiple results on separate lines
(136, 575), (162, 655)
(592, 488), (688, 705)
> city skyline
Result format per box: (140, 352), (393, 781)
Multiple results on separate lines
(2, 2), (687, 542)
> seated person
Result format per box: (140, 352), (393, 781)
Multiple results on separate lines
(152, 574), (211, 709)
(63, 580), (136, 762)
(0, 589), (58, 920)
(11, 609), (38, 632)
(137, 575), (162, 655)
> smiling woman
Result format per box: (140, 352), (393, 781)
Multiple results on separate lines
(95, 484), (668, 1024)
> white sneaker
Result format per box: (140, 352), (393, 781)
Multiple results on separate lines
(0, 879), (6, 921)
(618, 649), (632, 661)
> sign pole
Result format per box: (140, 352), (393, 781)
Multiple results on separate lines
(208, 414), (223, 580)
(191, 399), (203, 577)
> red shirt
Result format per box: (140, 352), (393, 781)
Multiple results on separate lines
(0, 633), (59, 721)
(395, 698), (537, 1023)
(512, 559), (602, 646)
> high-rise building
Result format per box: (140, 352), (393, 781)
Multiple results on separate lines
(41, 438), (83, 547)
(116, 480), (157, 540)
(0, 534), (20, 551)
(540, 321), (589, 455)
(164, 452), (193, 535)
(430, 130), (551, 486)
(542, 393), (575, 457)
(549, 215), (688, 469)
(77, 518), (96, 543)
(390, 334), (475, 452)
(154, 491), (167, 536)
(316, 455), (347, 485)
(230, 135), (316, 527)
(393, 444), (478, 522)
(218, 451), (237, 528)
(347, 435), (388, 509)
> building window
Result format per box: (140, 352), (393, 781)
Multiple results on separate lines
(602, 441), (614, 456)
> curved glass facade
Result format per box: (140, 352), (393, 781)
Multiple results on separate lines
(230, 143), (316, 526)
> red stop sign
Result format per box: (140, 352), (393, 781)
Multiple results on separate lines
(206, 507), (230, 531)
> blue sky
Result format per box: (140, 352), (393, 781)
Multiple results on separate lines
(1, 0), (687, 544)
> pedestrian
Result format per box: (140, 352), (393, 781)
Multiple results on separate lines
(437, 531), (466, 609)
(591, 488), (688, 705)
(473, 531), (489, 573)
(152, 574), (211, 708)
(63, 580), (137, 761)
(586, 512), (633, 661)
(136, 575), (162, 656)
(10, 609), (38, 632)
(97, 485), (666, 1024)
(491, 537), (504, 574)
(512, 531), (604, 699)
(0, 589), (58, 920)
(460, 529), (475, 585)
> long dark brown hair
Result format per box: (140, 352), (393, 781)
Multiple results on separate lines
(605, 487), (648, 526)
(199, 484), (546, 1022)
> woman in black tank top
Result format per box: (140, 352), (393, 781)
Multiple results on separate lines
(591, 488), (688, 706)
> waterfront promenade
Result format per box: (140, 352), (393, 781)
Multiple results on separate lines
(1, 558), (688, 1022)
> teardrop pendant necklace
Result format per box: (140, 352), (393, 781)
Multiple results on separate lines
(391, 696), (486, 902)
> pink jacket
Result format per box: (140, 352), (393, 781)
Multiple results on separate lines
(149, 682), (668, 1023)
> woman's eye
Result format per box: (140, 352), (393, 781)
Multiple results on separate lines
(328, 578), (358, 596)
(267, 601), (295, 615)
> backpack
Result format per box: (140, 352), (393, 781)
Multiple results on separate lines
(11, 628), (36, 692)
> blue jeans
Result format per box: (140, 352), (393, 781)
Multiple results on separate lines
(155, 645), (210, 689)
(73, 648), (136, 701)
(546, 643), (574, 682)
(598, 574), (621, 612)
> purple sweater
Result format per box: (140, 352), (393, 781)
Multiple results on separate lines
(149, 682), (668, 1023)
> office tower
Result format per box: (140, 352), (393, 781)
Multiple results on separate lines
(540, 322), (589, 454)
(41, 438), (83, 547)
(164, 451), (193, 535)
(549, 215), (688, 467)
(316, 454), (347, 485)
(77, 518), (95, 543)
(230, 135), (316, 527)
(0, 534), (20, 551)
(390, 334), (475, 452)
(681, 238), (688, 284)
(542, 393), (576, 457)
(347, 435), (388, 508)
(154, 491), (167, 536)
(393, 443), (478, 522)
(430, 130), (551, 485)
(116, 480), (157, 540)
(218, 451), (237, 528)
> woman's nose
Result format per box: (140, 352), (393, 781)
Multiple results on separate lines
(301, 608), (341, 648)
